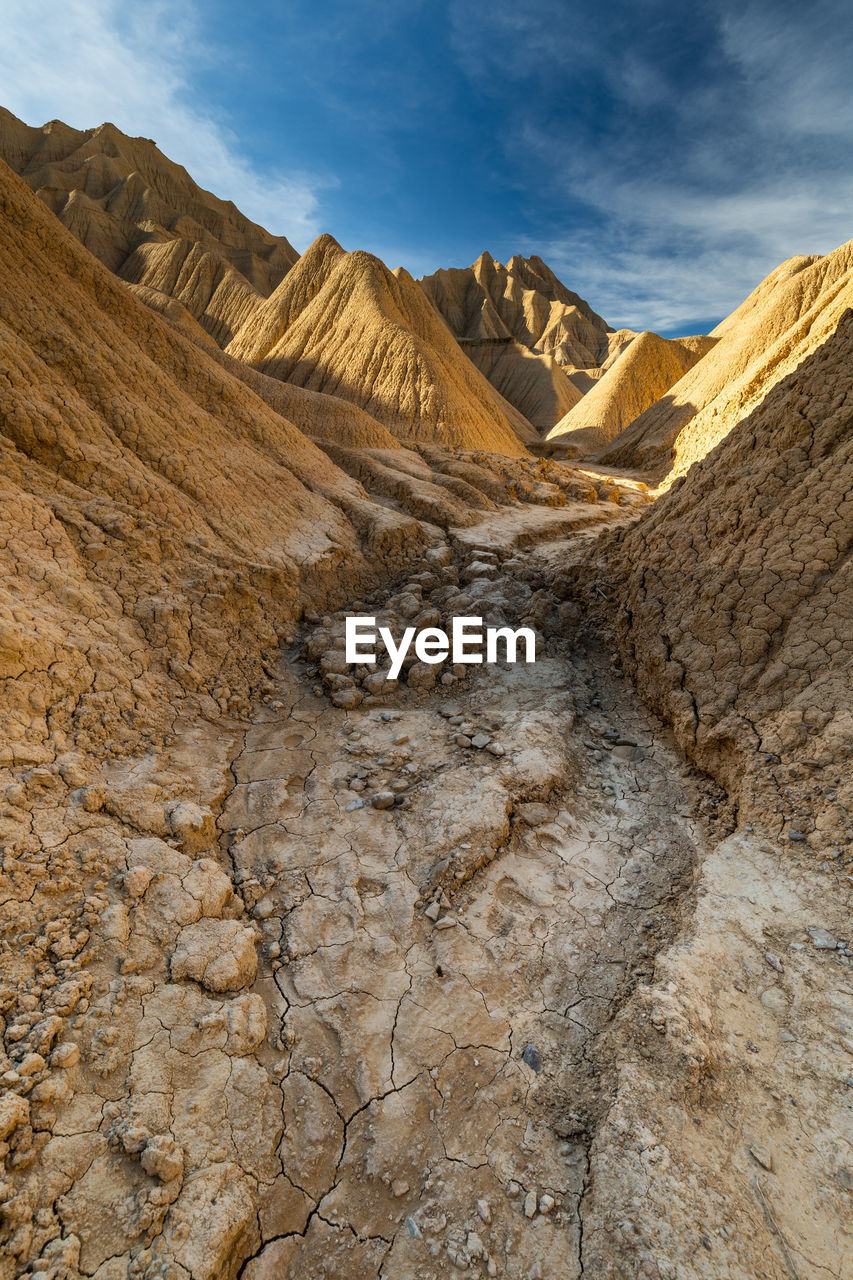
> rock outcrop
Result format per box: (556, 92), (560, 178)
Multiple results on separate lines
(545, 330), (714, 454)
(228, 235), (536, 452)
(601, 239), (853, 479)
(0, 106), (298, 345)
(420, 252), (633, 430)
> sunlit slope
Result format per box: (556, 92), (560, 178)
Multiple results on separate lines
(601, 240), (853, 479)
(228, 235), (535, 453)
(545, 331), (714, 453)
(0, 158), (422, 757)
(0, 106), (298, 344)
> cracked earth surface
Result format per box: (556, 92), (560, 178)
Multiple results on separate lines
(1, 514), (849, 1280)
(216, 545), (707, 1279)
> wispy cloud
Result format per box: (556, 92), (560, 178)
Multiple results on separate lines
(0, 0), (328, 244)
(448, 0), (853, 332)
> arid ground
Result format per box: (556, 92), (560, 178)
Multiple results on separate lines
(0, 111), (850, 1280)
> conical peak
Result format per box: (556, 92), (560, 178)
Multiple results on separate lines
(309, 232), (344, 255)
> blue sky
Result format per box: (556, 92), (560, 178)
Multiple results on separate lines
(1, 0), (852, 334)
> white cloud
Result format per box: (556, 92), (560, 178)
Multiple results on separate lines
(0, 0), (327, 244)
(447, 0), (853, 331)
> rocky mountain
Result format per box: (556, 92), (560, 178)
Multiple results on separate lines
(420, 251), (635, 429)
(228, 234), (536, 452)
(0, 106), (298, 345)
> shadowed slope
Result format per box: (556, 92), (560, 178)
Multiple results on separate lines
(605, 312), (853, 832)
(228, 236), (535, 453)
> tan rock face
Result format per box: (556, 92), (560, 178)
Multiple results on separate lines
(0, 155), (432, 759)
(420, 251), (626, 430)
(0, 106), (298, 345)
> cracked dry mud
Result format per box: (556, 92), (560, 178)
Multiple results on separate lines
(1, 514), (716, 1280)
(2, 495), (850, 1280)
(224, 627), (703, 1280)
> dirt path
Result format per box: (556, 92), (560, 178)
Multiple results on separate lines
(221, 534), (710, 1280)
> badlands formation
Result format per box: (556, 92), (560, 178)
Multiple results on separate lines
(0, 109), (850, 1280)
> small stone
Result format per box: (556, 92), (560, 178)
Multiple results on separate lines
(424, 902), (441, 921)
(485, 742), (505, 756)
(764, 953), (784, 973)
(467, 1231), (485, 1259)
(141, 1134), (184, 1182)
(538, 1193), (556, 1214)
(331, 688), (363, 709)
(371, 791), (395, 810)
(523, 1190), (538, 1219)
(124, 865), (155, 898)
(749, 1144), (773, 1171)
(522, 1043), (542, 1073)
(391, 1179), (409, 1198)
(17, 1053), (46, 1076)
(405, 1217), (421, 1238)
(0, 1094), (29, 1140)
(345, 798), (365, 811)
(455, 734), (472, 748)
(807, 927), (838, 949)
(477, 1199), (492, 1224)
(168, 801), (215, 852)
(434, 916), (457, 930)
(506, 1180), (521, 1198)
(471, 733), (491, 749)
(50, 1043), (80, 1069)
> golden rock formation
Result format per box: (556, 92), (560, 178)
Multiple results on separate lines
(228, 235), (536, 452)
(601, 239), (853, 478)
(0, 106), (298, 345)
(420, 251), (633, 428)
(544, 330), (715, 454)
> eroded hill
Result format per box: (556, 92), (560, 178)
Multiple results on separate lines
(420, 252), (632, 429)
(600, 240), (853, 479)
(0, 108), (850, 1280)
(545, 331), (715, 454)
(0, 106), (298, 345)
(227, 235), (536, 452)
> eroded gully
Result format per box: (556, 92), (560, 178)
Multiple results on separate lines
(220, 517), (713, 1280)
